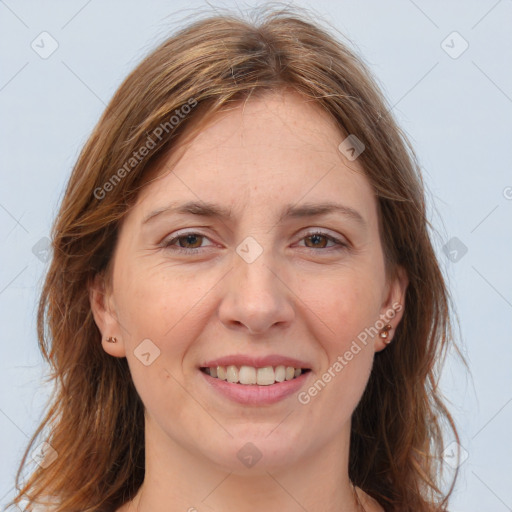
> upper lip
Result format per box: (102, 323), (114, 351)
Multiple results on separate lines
(200, 354), (311, 369)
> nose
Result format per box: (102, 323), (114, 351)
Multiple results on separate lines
(218, 246), (295, 335)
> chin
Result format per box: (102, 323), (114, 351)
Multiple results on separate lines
(198, 425), (307, 474)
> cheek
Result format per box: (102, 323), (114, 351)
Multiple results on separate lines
(298, 266), (383, 349)
(295, 269), (381, 412)
(114, 262), (221, 406)
(115, 259), (211, 338)
(116, 266), (205, 427)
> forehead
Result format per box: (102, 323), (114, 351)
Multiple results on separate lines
(133, 90), (378, 227)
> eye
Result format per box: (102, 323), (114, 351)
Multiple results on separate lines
(160, 229), (348, 255)
(298, 231), (348, 250)
(160, 232), (213, 253)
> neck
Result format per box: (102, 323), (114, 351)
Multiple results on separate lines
(125, 415), (365, 512)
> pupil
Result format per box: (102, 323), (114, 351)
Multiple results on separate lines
(308, 234), (326, 248)
(182, 235), (201, 248)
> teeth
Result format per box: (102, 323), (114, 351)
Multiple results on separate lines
(203, 365), (306, 385)
(257, 366), (275, 386)
(275, 365), (286, 382)
(226, 365), (238, 383)
(239, 366), (257, 385)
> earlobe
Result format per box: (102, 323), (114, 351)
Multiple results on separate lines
(378, 324), (393, 344)
(375, 265), (408, 352)
(89, 273), (126, 358)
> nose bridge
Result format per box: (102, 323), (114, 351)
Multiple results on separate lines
(248, 259), (276, 289)
(218, 233), (294, 334)
(234, 233), (281, 301)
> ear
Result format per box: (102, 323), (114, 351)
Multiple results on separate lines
(374, 265), (408, 352)
(89, 273), (126, 358)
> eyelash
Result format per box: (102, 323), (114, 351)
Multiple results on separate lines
(160, 230), (348, 254)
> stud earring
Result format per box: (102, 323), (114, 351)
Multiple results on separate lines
(379, 324), (392, 344)
(106, 336), (118, 343)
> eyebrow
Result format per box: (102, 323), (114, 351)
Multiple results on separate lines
(142, 200), (366, 226)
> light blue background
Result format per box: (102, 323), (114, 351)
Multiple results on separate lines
(1, 1), (511, 510)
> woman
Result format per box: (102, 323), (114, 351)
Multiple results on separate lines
(9, 5), (460, 512)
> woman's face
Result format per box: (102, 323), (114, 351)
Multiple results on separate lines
(91, 90), (406, 474)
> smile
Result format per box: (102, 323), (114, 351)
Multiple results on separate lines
(199, 365), (312, 406)
(200, 365), (311, 386)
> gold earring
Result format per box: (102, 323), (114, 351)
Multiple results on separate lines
(106, 336), (118, 343)
(379, 324), (392, 344)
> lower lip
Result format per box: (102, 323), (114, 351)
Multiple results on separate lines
(199, 370), (311, 405)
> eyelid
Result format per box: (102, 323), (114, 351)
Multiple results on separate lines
(296, 229), (349, 249)
(160, 229), (214, 249)
(160, 227), (350, 253)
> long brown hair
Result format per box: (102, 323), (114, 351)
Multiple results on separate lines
(9, 5), (460, 511)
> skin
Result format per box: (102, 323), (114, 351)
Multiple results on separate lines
(90, 89), (407, 512)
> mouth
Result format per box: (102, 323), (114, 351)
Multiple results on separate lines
(200, 365), (312, 386)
